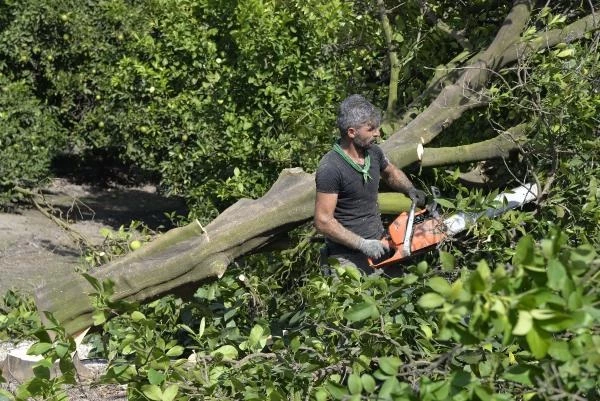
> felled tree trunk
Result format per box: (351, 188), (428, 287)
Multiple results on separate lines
(34, 3), (599, 336)
(35, 168), (316, 335)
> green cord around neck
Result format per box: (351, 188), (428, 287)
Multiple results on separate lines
(333, 142), (372, 183)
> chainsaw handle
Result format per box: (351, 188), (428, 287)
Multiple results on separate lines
(367, 237), (394, 267)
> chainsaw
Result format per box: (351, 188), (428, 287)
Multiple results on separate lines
(369, 187), (447, 268)
(368, 183), (540, 268)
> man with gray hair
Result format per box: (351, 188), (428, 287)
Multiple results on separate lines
(314, 94), (426, 273)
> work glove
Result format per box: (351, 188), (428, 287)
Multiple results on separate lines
(408, 187), (427, 207)
(357, 238), (389, 259)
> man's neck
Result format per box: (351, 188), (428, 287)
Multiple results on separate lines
(338, 137), (366, 162)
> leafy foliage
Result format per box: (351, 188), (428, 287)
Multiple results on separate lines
(82, 220), (154, 269)
(0, 290), (40, 340)
(14, 313), (77, 401)
(0, 0), (386, 217)
(13, 228), (598, 400)
(0, 75), (65, 206)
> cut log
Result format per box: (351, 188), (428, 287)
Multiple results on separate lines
(35, 168), (317, 335)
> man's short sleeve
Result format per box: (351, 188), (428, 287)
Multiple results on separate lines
(371, 145), (389, 171)
(315, 154), (341, 194)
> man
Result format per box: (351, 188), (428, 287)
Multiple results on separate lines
(314, 94), (426, 273)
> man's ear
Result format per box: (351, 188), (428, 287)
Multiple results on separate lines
(347, 127), (356, 138)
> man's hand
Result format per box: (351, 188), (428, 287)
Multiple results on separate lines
(357, 238), (389, 259)
(408, 188), (427, 207)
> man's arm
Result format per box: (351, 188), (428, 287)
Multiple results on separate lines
(381, 163), (427, 206)
(381, 163), (414, 194)
(313, 191), (361, 249)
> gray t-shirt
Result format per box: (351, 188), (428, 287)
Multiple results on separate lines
(315, 144), (389, 255)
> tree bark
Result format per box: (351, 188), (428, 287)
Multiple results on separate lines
(419, 124), (528, 167)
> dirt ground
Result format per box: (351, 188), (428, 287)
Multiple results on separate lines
(0, 178), (186, 400)
(0, 178), (186, 296)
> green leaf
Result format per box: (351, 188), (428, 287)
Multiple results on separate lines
(548, 341), (572, 362)
(435, 198), (456, 209)
(428, 277), (451, 296)
(512, 310), (533, 335)
(27, 342), (53, 356)
(418, 293), (445, 309)
(529, 309), (556, 320)
(474, 385), (493, 401)
(325, 381), (348, 400)
(513, 235), (535, 266)
(166, 345), (184, 357)
(556, 48), (575, 58)
(458, 351), (483, 364)
(248, 324), (265, 347)
(420, 323), (433, 339)
(0, 388), (15, 401)
(378, 377), (401, 399)
(361, 374), (376, 393)
(547, 259), (567, 291)
(131, 311), (146, 321)
(378, 356), (402, 375)
(392, 32), (404, 43)
(198, 317), (205, 339)
(32, 364), (51, 380)
(570, 245), (597, 268)
(162, 384), (179, 401)
(344, 301), (379, 322)
(439, 251), (455, 271)
(210, 345), (238, 360)
(209, 365), (226, 385)
(147, 369), (165, 385)
(503, 364), (541, 386)
(416, 260), (429, 275)
(526, 327), (550, 359)
(315, 388), (328, 401)
(476, 259), (490, 281)
(347, 374), (362, 395)
(92, 310), (107, 326)
(15, 382), (32, 400)
(344, 265), (362, 281)
(403, 273), (418, 285)
(82, 273), (102, 292)
(449, 279), (464, 300)
(142, 384), (163, 401)
(55, 342), (70, 358)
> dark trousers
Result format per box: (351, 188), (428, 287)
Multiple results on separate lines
(319, 247), (372, 275)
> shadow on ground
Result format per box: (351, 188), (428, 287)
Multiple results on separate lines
(48, 150), (188, 230)
(48, 185), (188, 231)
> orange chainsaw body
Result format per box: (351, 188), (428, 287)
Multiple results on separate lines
(369, 209), (447, 269)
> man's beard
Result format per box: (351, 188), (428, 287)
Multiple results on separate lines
(353, 136), (375, 149)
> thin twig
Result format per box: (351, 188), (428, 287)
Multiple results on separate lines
(13, 186), (93, 248)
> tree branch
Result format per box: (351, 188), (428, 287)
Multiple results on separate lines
(384, 1), (533, 149)
(419, 0), (473, 51)
(377, 0), (400, 118)
(501, 11), (600, 66)
(419, 123), (528, 167)
(13, 186), (92, 248)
